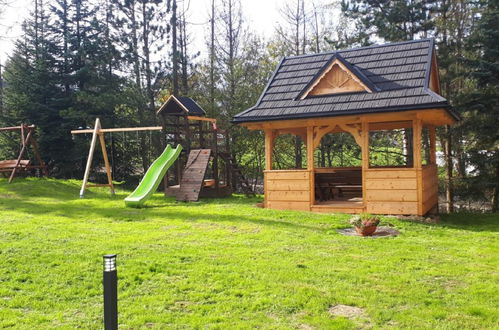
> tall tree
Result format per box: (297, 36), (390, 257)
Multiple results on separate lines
(168, 0), (179, 96)
(433, 0), (479, 212)
(275, 0), (308, 168)
(2, 0), (73, 175)
(0, 62), (3, 114)
(460, 0), (499, 211)
(216, 0), (243, 127)
(209, 0), (216, 117)
(341, 0), (438, 41)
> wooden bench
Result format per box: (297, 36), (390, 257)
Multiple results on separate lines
(315, 170), (362, 201)
(0, 160), (31, 173)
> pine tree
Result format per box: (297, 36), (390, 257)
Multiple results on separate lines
(341, 0), (438, 41)
(461, 0), (499, 211)
(2, 0), (72, 175)
(0, 61), (3, 114)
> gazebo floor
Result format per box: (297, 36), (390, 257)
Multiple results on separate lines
(311, 198), (365, 214)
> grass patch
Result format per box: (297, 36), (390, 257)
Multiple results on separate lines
(0, 178), (498, 328)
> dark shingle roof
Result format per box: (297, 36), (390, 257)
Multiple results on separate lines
(157, 96), (206, 116)
(233, 39), (453, 123)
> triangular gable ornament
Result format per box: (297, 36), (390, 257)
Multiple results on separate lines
(299, 54), (375, 99)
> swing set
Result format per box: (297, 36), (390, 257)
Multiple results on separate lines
(71, 115), (217, 198)
(0, 124), (48, 183)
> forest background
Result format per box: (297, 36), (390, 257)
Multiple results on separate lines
(0, 0), (497, 212)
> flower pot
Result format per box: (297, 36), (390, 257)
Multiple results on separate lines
(355, 225), (377, 236)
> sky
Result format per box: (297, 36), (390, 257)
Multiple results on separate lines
(0, 0), (293, 64)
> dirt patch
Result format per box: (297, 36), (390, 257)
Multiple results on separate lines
(337, 226), (400, 238)
(328, 305), (365, 318)
(0, 194), (15, 199)
(397, 215), (440, 224)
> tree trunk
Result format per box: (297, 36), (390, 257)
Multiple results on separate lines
(404, 129), (413, 167)
(179, 5), (188, 94)
(492, 162), (499, 212)
(320, 142), (325, 167)
(295, 136), (302, 168)
(209, 0), (215, 118)
(130, 0), (148, 171)
(63, 0), (70, 94)
(142, 1), (155, 114)
(0, 62), (3, 114)
(171, 0), (179, 96)
(445, 125), (454, 213)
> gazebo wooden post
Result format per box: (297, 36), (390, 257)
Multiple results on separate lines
(174, 116), (182, 184)
(264, 129), (274, 208)
(264, 129), (274, 171)
(413, 118), (423, 215)
(306, 126), (315, 208)
(361, 120), (369, 204)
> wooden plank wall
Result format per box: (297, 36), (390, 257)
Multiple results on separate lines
(177, 149), (212, 202)
(264, 170), (311, 211)
(421, 164), (438, 214)
(364, 168), (419, 214)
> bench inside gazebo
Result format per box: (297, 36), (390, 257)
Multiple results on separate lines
(233, 39), (458, 216)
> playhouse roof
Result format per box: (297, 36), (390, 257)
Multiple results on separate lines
(233, 39), (455, 123)
(157, 95), (206, 116)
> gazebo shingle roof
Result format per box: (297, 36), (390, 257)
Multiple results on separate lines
(233, 39), (454, 123)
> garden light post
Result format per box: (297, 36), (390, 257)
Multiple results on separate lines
(103, 254), (118, 330)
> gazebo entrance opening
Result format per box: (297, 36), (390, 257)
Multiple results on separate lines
(313, 121), (420, 209)
(314, 132), (362, 205)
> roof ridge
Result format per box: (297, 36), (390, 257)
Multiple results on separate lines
(283, 38), (434, 61)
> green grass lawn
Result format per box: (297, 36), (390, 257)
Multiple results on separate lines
(0, 178), (497, 329)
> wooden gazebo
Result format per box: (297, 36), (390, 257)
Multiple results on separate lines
(233, 39), (458, 216)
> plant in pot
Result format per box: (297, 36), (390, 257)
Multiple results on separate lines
(350, 213), (381, 236)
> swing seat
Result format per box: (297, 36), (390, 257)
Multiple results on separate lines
(0, 160), (31, 172)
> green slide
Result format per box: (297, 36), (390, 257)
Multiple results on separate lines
(125, 144), (182, 207)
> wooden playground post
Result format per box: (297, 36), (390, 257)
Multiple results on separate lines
(79, 118), (114, 198)
(80, 119), (101, 198)
(212, 125), (220, 194)
(8, 126), (33, 183)
(99, 132), (115, 195)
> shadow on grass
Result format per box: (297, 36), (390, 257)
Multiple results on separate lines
(438, 213), (499, 232)
(0, 180), (324, 233)
(2, 178), (496, 233)
(1, 177), (100, 201)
